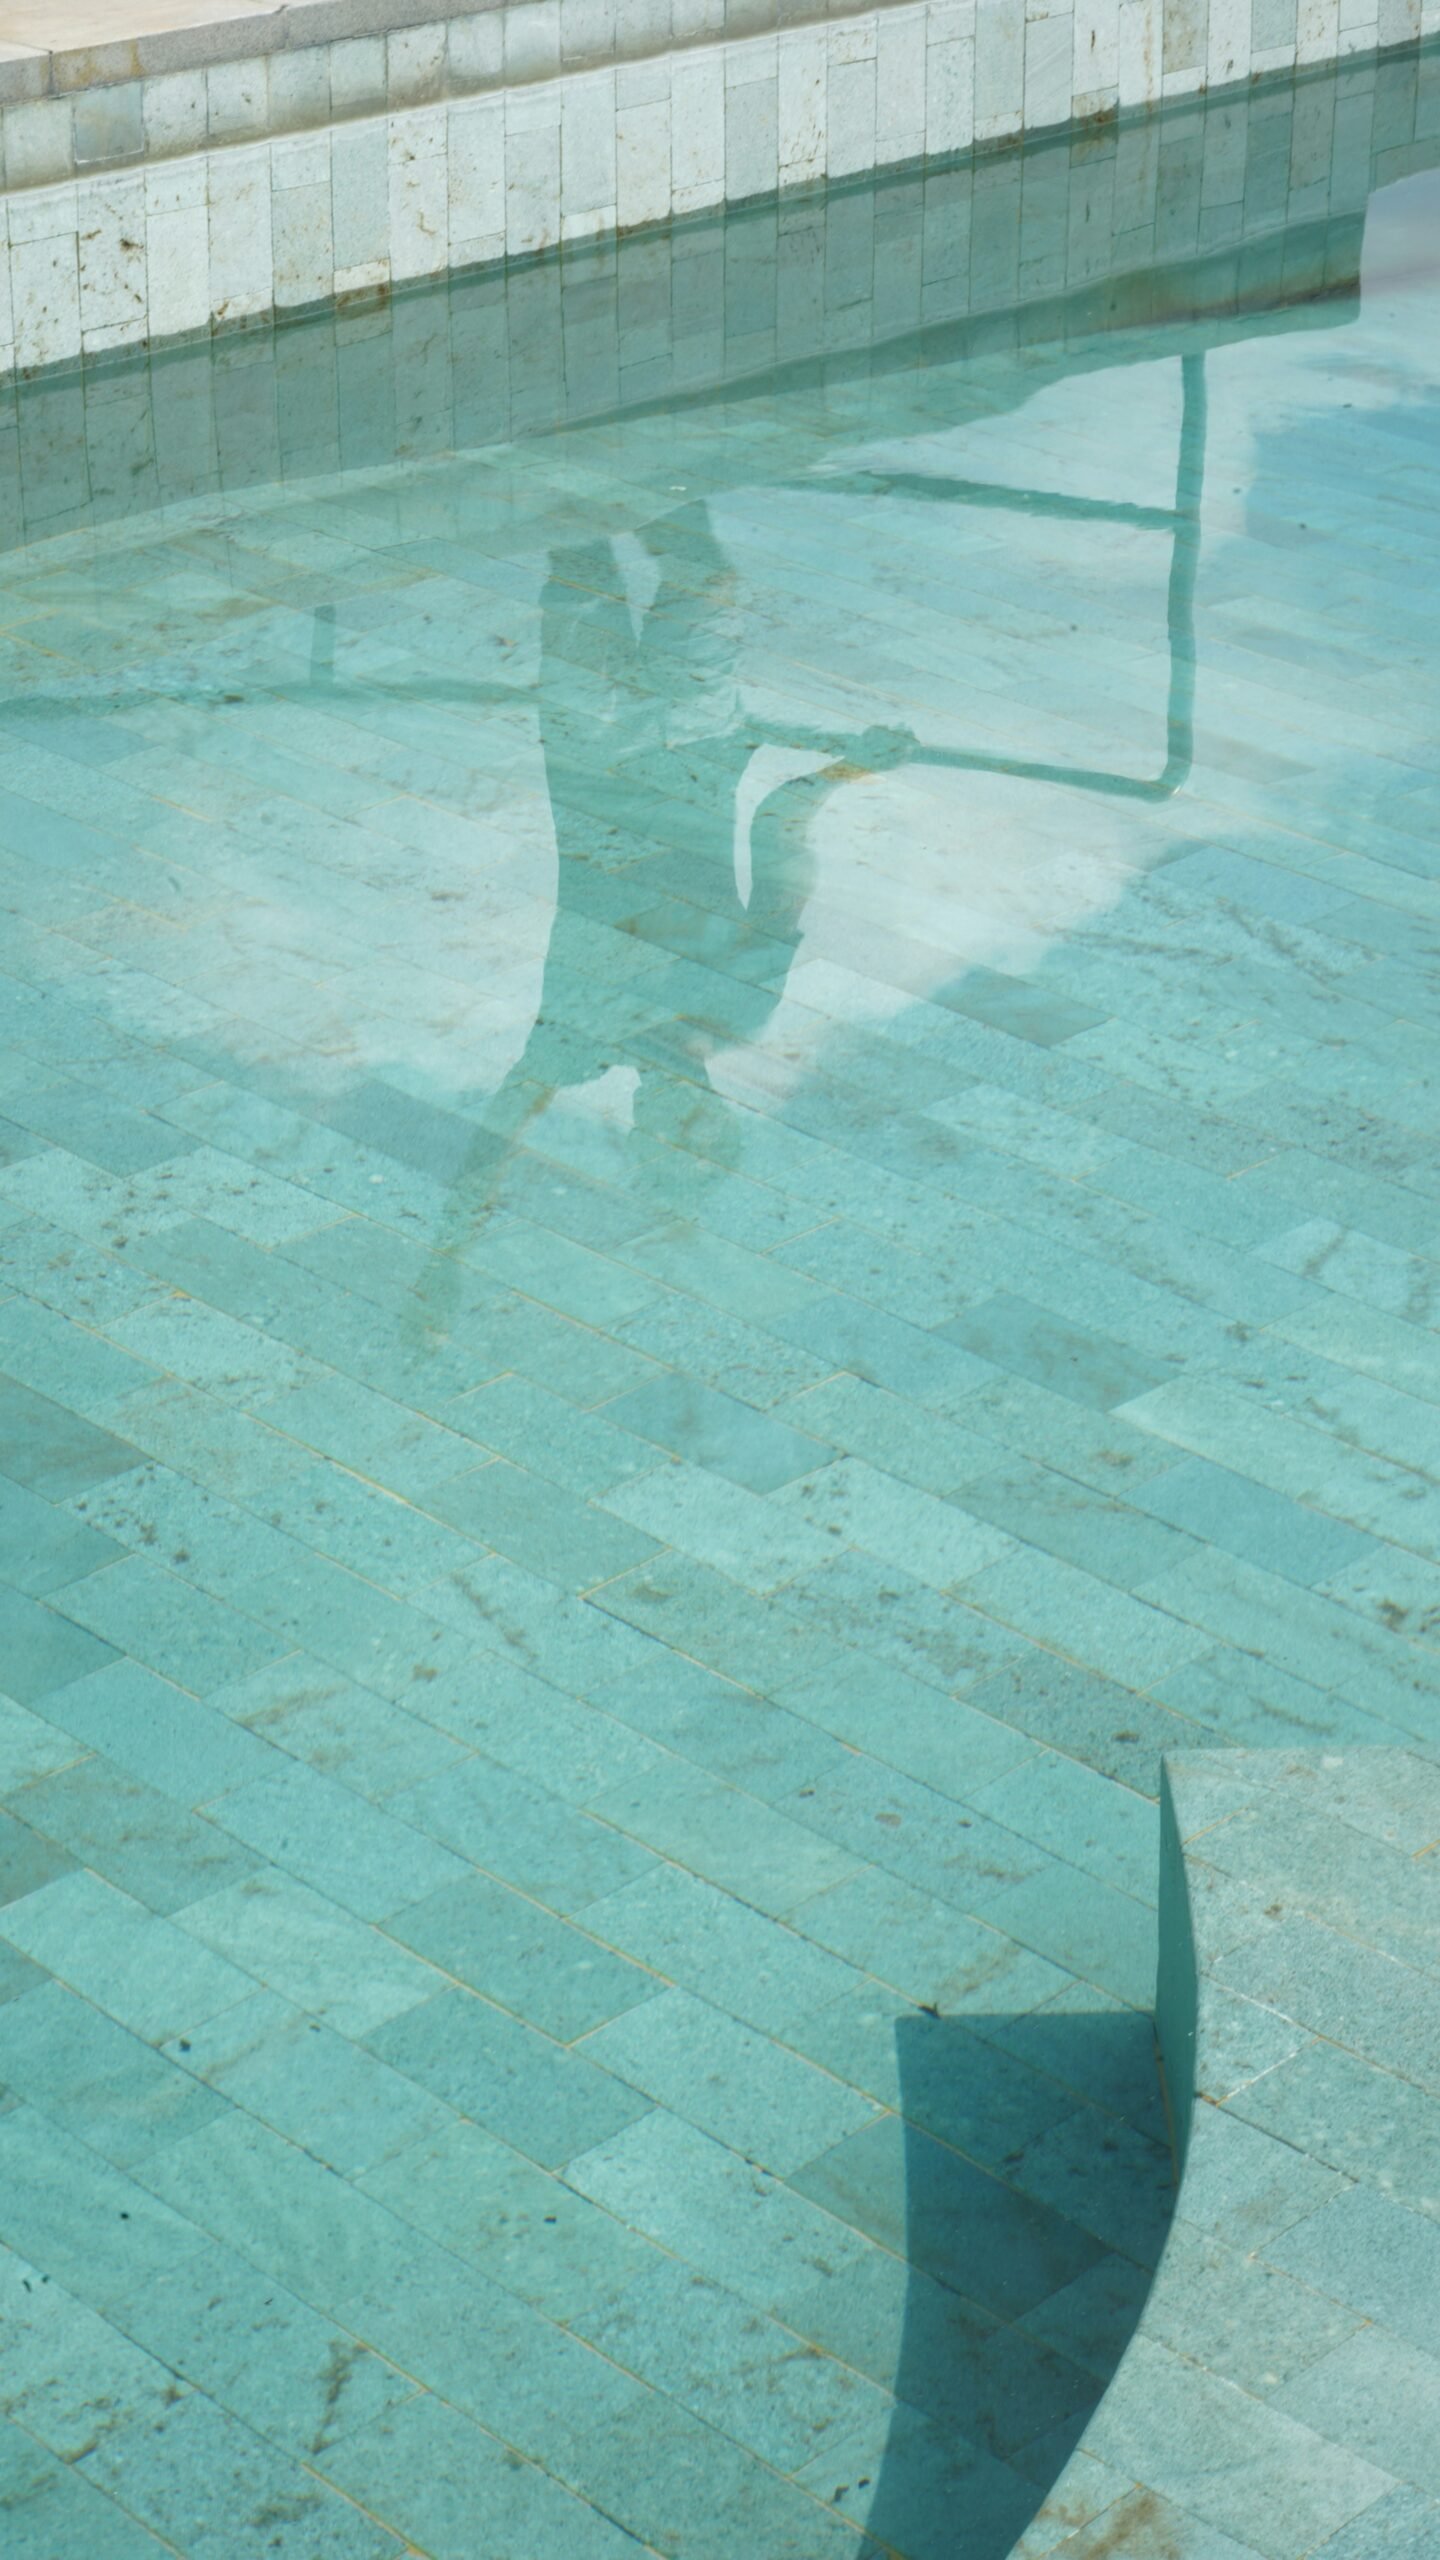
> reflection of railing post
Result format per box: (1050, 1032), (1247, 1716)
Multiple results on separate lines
(781, 350), (1208, 803)
(1161, 351), (1207, 792)
(311, 601), (335, 685)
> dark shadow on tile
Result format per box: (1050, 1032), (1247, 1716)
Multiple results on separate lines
(855, 2006), (1176, 2560)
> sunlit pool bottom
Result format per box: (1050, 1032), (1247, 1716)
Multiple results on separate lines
(0, 55), (1438, 2560)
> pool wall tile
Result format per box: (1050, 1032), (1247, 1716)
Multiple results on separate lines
(0, 0), (1431, 370)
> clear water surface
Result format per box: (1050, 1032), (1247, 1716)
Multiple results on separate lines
(1, 58), (1439, 2560)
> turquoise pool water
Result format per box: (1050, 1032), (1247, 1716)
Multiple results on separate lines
(1, 59), (1439, 2560)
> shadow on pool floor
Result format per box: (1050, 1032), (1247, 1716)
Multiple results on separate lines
(802, 2005), (1176, 2560)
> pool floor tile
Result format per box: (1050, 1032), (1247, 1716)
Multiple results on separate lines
(3, 71), (1440, 2559)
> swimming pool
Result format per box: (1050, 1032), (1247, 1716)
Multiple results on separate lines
(1, 52), (1438, 2560)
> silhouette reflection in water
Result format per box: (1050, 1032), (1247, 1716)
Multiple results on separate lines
(413, 500), (914, 1337)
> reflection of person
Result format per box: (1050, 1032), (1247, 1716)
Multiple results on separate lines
(413, 500), (912, 1341)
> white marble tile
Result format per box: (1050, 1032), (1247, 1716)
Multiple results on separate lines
(562, 67), (617, 216)
(335, 257), (391, 294)
(1073, 0), (1121, 98)
(670, 49), (726, 204)
(142, 71), (208, 159)
(975, 0), (1027, 138)
(673, 0), (725, 39)
(273, 130), (332, 193)
(146, 201), (210, 337)
(618, 57), (670, 105)
(76, 173), (146, 337)
(145, 153), (207, 219)
(448, 12), (504, 89)
(207, 61), (269, 146)
(828, 51), (878, 176)
(1162, 0), (1208, 67)
(1296, 0), (1341, 57)
(1118, 0), (1163, 104)
(11, 229), (80, 368)
(616, 92), (672, 225)
(389, 102), (449, 279)
(73, 81), (144, 171)
(270, 49), (332, 134)
(5, 99), (73, 190)
(85, 316), (150, 353)
(505, 89), (562, 253)
(830, 18), (879, 63)
(389, 23), (448, 108)
(620, 0), (673, 55)
(8, 181), (78, 248)
(561, 197), (616, 237)
(1025, 7), (1074, 122)
(449, 95), (505, 247)
(725, 71), (778, 196)
(0, 211), (13, 357)
(329, 38), (388, 118)
(876, 9), (929, 162)
(561, 0), (618, 67)
(332, 117), (389, 272)
(926, 24), (977, 153)
(778, 26), (827, 181)
(273, 176), (334, 306)
(1206, 0), (1250, 85)
(506, 0), (563, 82)
(207, 143), (273, 322)
(726, 32), (778, 85)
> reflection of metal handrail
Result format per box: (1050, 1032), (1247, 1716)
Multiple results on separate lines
(789, 349), (1207, 802)
(4, 358), (1206, 810)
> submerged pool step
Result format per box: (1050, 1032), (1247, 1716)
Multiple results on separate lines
(1028, 1746), (1440, 2560)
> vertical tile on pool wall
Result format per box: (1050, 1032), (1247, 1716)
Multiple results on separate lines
(75, 173), (147, 346)
(9, 199), (79, 371)
(271, 133), (335, 308)
(827, 23), (880, 179)
(725, 48), (780, 200)
(975, 0), (1028, 139)
(207, 143), (273, 322)
(145, 159), (210, 338)
(779, 25), (829, 184)
(877, 8), (930, 161)
(389, 103), (450, 278)
(671, 47), (727, 213)
(1073, 0), (1121, 110)
(561, 66), (618, 238)
(332, 117), (391, 283)
(616, 65), (673, 227)
(1119, 0), (1165, 103)
(1025, 1), (1076, 128)
(1206, 0), (1252, 81)
(505, 84), (563, 253)
(927, 4), (979, 156)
